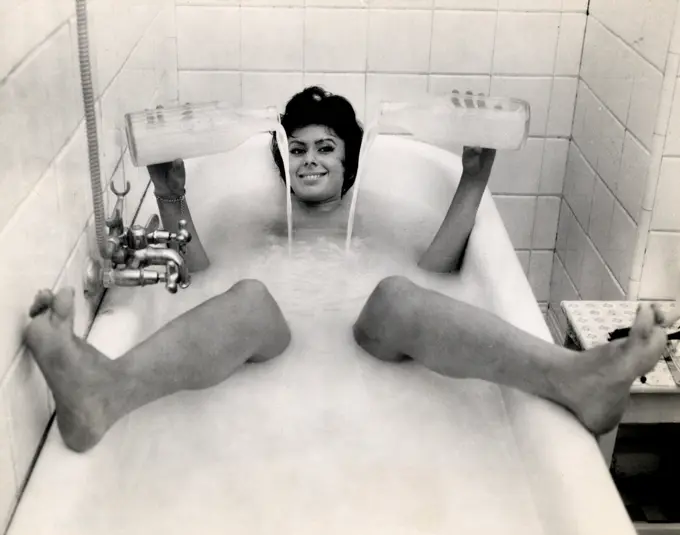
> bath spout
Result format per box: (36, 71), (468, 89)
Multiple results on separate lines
(129, 247), (191, 289)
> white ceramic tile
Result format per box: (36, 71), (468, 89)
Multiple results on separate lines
(498, 0), (561, 9)
(242, 72), (305, 111)
(87, 1), (155, 97)
(245, 0), (304, 5)
(617, 132), (648, 224)
(305, 9), (367, 72)
(490, 77), (552, 136)
(54, 123), (93, 250)
(369, 0), (432, 7)
(532, 196), (560, 249)
(4, 350), (50, 487)
(54, 224), (100, 340)
(241, 7), (304, 70)
(627, 54), (664, 151)
(665, 80), (680, 156)
(562, 0), (588, 10)
(303, 73), (366, 123)
(588, 174), (615, 255)
(0, 0), (73, 81)
(602, 199), (637, 286)
(0, 168), (67, 379)
(99, 56), (158, 185)
(428, 75), (491, 96)
(176, 6), (240, 69)
(0, 23), (82, 230)
(177, 0), (239, 4)
(493, 196), (537, 249)
(97, 75), (129, 186)
(634, 0), (676, 71)
(306, 0), (366, 6)
(539, 138), (568, 194)
(515, 250), (530, 275)
(549, 254), (581, 333)
(0, 383), (17, 530)
(435, 0), (497, 7)
(671, 0), (680, 54)
(178, 71), (242, 106)
(488, 138), (544, 194)
(589, 0), (638, 46)
(430, 11), (496, 74)
(571, 81), (589, 160)
(600, 266), (626, 300)
(580, 19), (635, 125)
(0, 0), (24, 17)
(367, 9), (431, 73)
(555, 199), (571, 261)
(596, 104), (626, 191)
(120, 149), (151, 225)
(128, 9), (164, 89)
(529, 251), (554, 302)
(365, 73), (428, 124)
(639, 231), (680, 300)
(652, 157), (680, 231)
(547, 77), (578, 137)
(563, 204), (589, 284)
(554, 13), (586, 76)
(577, 237), (607, 299)
(563, 143), (596, 229)
(493, 13), (560, 75)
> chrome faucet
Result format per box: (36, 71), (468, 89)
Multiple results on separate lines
(84, 180), (192, 296)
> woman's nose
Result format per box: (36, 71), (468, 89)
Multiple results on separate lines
(303, 151), (317, 165)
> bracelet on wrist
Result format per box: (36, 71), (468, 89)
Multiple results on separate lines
(155, 193), (186, 203)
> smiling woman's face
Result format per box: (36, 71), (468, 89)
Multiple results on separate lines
(287, 125), (346, 205)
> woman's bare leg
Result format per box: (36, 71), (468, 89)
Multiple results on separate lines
(24, 280), (291, 453)
(353, 276), (672, 436)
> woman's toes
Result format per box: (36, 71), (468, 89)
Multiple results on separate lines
(29, 289), (54, 318)
(629, 303), (655, 342)
(52, 287), (75, 327)
(659, 307), (680, 328)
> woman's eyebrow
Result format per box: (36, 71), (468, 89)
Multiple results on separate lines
(315, 138), (337, 144)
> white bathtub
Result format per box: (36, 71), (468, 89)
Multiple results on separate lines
(9, 136), (634, 535)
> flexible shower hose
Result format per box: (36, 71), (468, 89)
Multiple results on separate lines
(75, 0), (108, 259)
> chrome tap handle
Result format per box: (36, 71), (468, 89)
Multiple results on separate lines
(106, 180), (131, 236)
(128, 214), (162, 251)
(176, 219), (191, 254)
(165, 262), (179, 294)
(145, 214), (160, 234)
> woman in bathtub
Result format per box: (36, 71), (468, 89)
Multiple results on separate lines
(25, 86), (674, 453)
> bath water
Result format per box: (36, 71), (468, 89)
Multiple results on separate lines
(112, 171), (542, 535)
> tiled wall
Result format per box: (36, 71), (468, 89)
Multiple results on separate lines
(548, 0), (680, 335)
(639, 6), (680, 302)
(175, 0), (588, 308)
(0, 0), (177, 530)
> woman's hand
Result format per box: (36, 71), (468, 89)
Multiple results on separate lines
(462, 146), (496, 180)
(147, 158), (186, 199)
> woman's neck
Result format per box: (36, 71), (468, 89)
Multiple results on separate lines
(292, 194), (346, 215)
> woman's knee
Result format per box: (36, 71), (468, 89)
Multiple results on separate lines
(231, 279), (270, 299)
(372, 276), (418, 305)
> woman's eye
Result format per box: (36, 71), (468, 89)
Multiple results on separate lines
(319, 146), (334, 153)
(290, 147), (304, 155)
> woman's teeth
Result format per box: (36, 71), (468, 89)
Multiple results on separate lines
(301, 173), (325, 182)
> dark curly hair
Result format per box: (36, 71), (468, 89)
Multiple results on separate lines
(271, 86), (364, 198)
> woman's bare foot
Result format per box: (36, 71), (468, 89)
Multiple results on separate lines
(24, 287), (124, 453)
(564, 303), (677, 436)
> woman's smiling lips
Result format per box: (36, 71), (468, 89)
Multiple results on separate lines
(299, 172), (327, 184)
